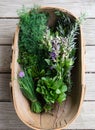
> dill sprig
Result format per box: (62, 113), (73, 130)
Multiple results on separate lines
(18, 6), (48, 53)
(17, 6), (49, 77)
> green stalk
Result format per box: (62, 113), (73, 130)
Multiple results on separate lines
(18, 71), (43, 113)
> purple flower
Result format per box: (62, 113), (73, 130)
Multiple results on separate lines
(19, 71), (25, 78)
(51, 38), (60, 56)
(50, 52), (56, 61)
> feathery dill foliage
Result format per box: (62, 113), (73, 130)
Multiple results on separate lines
(17, 6), (49, 77)
(18, 6), (48, 53)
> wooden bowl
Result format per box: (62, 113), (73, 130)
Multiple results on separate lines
(11, 7), (86, 130)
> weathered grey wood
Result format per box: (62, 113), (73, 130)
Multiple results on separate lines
(0, 74), (10, 101)
(0, 102), (94, 129)
(0, 102), (32, 130)
(67, 102), (95, 129)
(0, 46), (11, 72)
(86, 46), (95, 72)
(0, 19), (18, 45)
(85, 73), (95, 100)
(0, 0), (95, 18)
(83, 19), (95, 45)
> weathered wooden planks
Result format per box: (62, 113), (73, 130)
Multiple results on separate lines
(0, 19), (18, 45)
(86, 46), (95, 72)
(85, 73), (95, 100)
(68, 102), (95, 129)
(0, 0), (95, 18)
(0, 102), (95, 129)
(83, 19), (95, 45)
(0, 46), (11, 72)
(0, 74), (10, 101)
(0, 102), (31, 130)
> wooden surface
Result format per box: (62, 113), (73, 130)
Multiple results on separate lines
(0, 0), (95, 129)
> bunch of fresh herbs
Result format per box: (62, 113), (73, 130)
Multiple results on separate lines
(17, 6), (85, 113)
(18, 71), (43, 113)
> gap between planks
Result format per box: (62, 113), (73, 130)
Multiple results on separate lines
(0, 17), (94, 19)
(0, 17), (19, 19)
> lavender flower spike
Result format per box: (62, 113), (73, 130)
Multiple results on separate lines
(50, 51), (56, 61)
(19, 71), (25, 78)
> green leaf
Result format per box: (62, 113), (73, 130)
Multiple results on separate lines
(55, 63), (61, 72)
(40, 69), (45, 76)
(36, 87), (41, 93)
(57, 93), (66, 103)
(61, 84), (67, 92)
(56, 89), (61, 94)
(45, 59), (51, 65)
(61, 60), (65, 67)
(44, 104), (52, 112)
(65, 58), (74, 67)
(50, 79), (63, 90)
(31, 101), (43, 113)
(50, 91), (54, 96)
